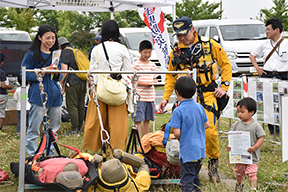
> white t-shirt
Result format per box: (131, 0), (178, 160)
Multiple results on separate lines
(13, 86), (31, 111)
(251, 36), (288, 72)
(90, 41), (131, 83)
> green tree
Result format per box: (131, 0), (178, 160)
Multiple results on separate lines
(35, 10), (59, 32)
(261, 0), (288, 31)
(56, 11), (100, 53)
(70, 31), (95, 54)
(88, 12), (111, 29)
(0, 8), (37, 33)
(114, 10), (145, 28)
(176, 0), (222, 20)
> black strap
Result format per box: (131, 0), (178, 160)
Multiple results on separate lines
(38, 52), (52, 68)
(102, 42), (112, 71)
(102, 42), (123, 72)
(197, 78), (220, 118)
(130, 175), (139, 192)
(97, 168), (130, 190)
(203, 104), (220, 119)
(198, 82), (217, 92)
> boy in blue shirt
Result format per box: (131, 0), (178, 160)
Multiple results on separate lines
(170, 76), (209, 192)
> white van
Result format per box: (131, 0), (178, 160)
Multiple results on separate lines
(119, 27), (172, 84)
(0, 28), (32, 81)
(0, 28), (31, 41)
(192, 19), (267, 75)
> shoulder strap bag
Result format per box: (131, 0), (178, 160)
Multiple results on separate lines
(95, 42), (127, 106)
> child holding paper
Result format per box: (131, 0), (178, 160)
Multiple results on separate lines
(227, 97), (265, 192)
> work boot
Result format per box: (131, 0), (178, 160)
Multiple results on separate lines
(208, 158), (221, 183)
(235, 183), (244, 192)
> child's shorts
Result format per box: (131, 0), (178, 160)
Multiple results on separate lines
(131, 101), (155, 122)
(0, 94), (8, 118)
(235, 163), (258, 182)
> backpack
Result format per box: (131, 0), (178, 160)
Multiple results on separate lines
(65, 47), (90, 80)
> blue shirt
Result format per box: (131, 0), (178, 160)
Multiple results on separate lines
(88, 45), (97, 61)
(21, 51), (63, 108)
(169, 99), (208, 163)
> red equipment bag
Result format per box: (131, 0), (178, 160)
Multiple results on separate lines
(0, 169), (9, 182)
(145, 147), (181, 178)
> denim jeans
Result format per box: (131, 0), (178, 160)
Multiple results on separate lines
(26, 104), (61, 156)
(16, 110), (29, 133)
(180, 159), (202, 192)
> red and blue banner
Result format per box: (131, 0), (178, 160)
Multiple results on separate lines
(138, 7), (171, 70)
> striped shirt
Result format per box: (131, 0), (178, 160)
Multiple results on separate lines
(132, 59), (158, 102)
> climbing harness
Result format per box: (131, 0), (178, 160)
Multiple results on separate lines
(171, 36), (223, 118)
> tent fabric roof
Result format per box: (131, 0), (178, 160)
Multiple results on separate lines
(0, 0), (176, 12)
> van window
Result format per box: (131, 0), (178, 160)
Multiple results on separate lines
(124, 32), (153, 50)
(194, 27), (207, 36)
(220, 24), (266, 40)
(0, 33), (31, 41)
(210, 27), (219, 39)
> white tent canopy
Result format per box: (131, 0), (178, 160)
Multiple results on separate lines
(0, 0), (175, 12)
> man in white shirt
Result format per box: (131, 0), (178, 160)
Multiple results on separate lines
(249, 18), (288, 135)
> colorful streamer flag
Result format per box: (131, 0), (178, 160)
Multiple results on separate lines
(242, 75), (248, 98)
(138, 7), (171, 70)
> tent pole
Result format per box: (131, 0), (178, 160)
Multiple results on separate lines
(110, 11), (114, 20)
(18, 66), (27, 192)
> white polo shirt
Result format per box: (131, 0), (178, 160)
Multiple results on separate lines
(251, 36), (288, 72)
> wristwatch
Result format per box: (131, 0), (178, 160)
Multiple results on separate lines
(221, 81), (230, 86)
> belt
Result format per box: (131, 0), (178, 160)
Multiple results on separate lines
(188, 158), (204, 163)
(264, 70), (288, 76)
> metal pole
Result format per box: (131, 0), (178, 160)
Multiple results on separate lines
(220, 0), (222, 19)
(25, 69), (193, 75)
(273, 125), (276, 141)
(18, 66), (27, 192)
(110, 11), (114, 20)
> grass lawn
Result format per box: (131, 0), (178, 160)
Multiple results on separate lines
(1, 113), (288, 191)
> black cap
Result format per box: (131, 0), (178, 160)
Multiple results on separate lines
(173, 17), (193, 36)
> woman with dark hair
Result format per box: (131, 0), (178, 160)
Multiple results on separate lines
(83, 20), (131, 152)
(21, 24), (63, 156)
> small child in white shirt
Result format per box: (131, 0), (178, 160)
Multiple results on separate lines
(13, 76), (30, 135)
